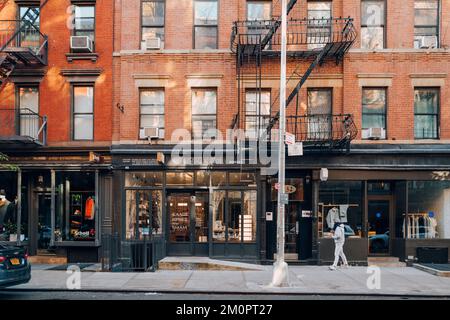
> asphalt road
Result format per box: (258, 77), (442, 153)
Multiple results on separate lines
(0, 290), (448, 300)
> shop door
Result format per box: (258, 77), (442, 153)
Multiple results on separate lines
(285, 203), (300, 259)
(34, 193), (53, 254)
(368, 199), (391, 255)
(167, 191), (209, 256)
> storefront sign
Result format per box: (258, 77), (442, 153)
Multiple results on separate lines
(285, 132), (295, 145)
(288, 142), (303, 156)
(302, 210), (312, 218)
(114, 157), (160, 168)
(266, 212), (273, 221)
(285, 185), (296, 194)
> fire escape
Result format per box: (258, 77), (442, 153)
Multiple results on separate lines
(0, 0), (49, 147)
(230, 0), (357, 153)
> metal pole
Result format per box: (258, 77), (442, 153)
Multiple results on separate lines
(271, 0), (289, 287)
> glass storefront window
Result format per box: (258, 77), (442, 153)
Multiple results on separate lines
(196, 171), (226, 187)
(407, 180), (450, 239)
(229, 172), (257, 187)
(166, 172), (194, 186)
(228, 191), (242, 243)
(55, 172), (96, 242)
(125, 172), (163, 187)
(126, 190), (163, 240)
(318, 181), (364, 239)
(0, 172), (19, 242)
(212, 190), (226, 242)
(243, 190), (257, 242)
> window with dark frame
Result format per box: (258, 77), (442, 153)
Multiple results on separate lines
(73, 5), (95, 42)
(194, 0), (218, 49)
(139, 89), (165, 140)
(362, 88), (387, 139)
(192, 88), (217, 140)
(141, 0), (165, 49)
(307, 1), (332, 50)
(361, 0), (385, 49)
(307, 88), (332, 140)
(18, 6), (40, 48)
(414, 88), (439, 139)
(73, 85), (94, 141)
(18, 86), (39, 140)
(414, 0), (439, 49)
(247, 1), (272, 47)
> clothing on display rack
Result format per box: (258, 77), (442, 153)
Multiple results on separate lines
(339, 205), (349, 223)
(326, 207), (340, 229)
(402, 213), (438, 239)
(85, 197), (95, 220)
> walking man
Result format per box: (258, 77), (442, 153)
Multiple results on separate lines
(329, 223), (349, 270)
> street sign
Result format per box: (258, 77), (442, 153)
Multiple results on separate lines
(288, 142), (303, 156)
(285, 132), (295, 145)
(280, 193), (289, 204)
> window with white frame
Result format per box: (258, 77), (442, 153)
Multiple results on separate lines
(139, 89), (165, 139)
(414, 0), (439, 49)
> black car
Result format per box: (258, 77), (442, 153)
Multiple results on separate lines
(0, 243), (31, 288)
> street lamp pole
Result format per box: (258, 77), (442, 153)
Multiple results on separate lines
(271, 0), (289, 287)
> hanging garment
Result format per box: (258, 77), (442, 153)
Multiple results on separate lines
(339, 205), (349, 223)
(85, 197), (95, 220)
(429, 217), (437, 238)
(326, 207), (340, 230)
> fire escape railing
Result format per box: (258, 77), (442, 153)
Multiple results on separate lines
(0, 107), (48, 145)
(0, 19), (48, 65)
(231, 15), (357, 150)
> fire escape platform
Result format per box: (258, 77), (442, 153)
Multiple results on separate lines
(3, 47), (47, 66)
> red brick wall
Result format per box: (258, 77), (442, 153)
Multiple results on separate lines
(0, 0), (113, 146)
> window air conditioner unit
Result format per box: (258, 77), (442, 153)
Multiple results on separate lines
(141, 37), (161, 50)
(140, 127), (160, 140)
(70, 36), (94, 53)
(365, 127), (386, 140)
(415, 36), (437, 49)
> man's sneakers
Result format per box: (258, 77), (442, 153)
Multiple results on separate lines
(329, 265), (337, 271)
(342, 264), (349, 269)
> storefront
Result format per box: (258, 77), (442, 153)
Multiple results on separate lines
(314, 170), (450, 265)
(0, 166), (112, 263)
(116, 160), (261, 261)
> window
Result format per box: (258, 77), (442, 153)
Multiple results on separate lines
(307, 88), (332, 140)
(245, 90), (270, 139)
(192, 89), (217, 140)
(139, 89), (165, 139)
(126, 190), (163, 240)
(55, 172), (96, 242)
(319, 181), (364, 238)
(73, 6), (95, 42)
(414, 88), (439, 139)
(19, 6), (40, 48)
(247, 1), (271, 20)
(362, 88), (387, 139)
(213, 190), (257, 243)
(407, 180), (450, 239)
(307, 1), (332, 49)
(18, 86), (39, 140)
(414, 0), (439, 49)
(194, 0), (218, 49)
(361, 0), (385, 49)
(247, 1), (272, 46)
(142, 0), (165, 49)
(73, 86), (94, 141)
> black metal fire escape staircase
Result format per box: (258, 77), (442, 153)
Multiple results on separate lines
(0, 0), (49, 93)
(230, 0), (358, 152)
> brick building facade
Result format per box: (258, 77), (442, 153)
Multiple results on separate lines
(1, 0), (450, 266)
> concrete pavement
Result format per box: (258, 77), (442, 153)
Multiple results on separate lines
(6, 265), (450, 297)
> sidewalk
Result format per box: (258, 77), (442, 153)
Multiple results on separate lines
(8, 265), (450, 297)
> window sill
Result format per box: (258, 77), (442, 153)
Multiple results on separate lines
(66, 52), (99, 62)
